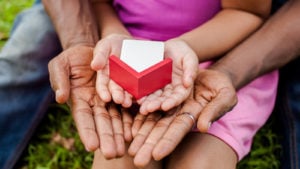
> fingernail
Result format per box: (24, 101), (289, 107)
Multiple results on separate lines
(55, 89), (60, 96)
(55, 90), (62, 103)
(90, 59), (98, 70)
(208, 122), (212, 130)
(85, 146), (91, 152)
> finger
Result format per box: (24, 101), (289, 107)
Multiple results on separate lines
(139, 90), (163, 115)
(71, 99), (99, 152)
(96, 69), (112, 102)
(122, 91), (133, 108)
(109, 80), (126, 105)
(131, 113), (146, 137)
(48, 56), (70, 103)
(91, 39), (111, 70)
(108, 104), (125, 157)
(93, 102), (117, 159)
(133, 113), (175, 168)
(152, 103), (199, 160)
(182, 54), (198, 87)
(161, 85), (190, 111)
(128, 112), (162, 156)
(136, 96), (146, 105)
(121, 108), (133, 142)
(197, 87), (237, 133)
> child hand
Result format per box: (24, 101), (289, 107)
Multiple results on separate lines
(91, 34), (133, 107)
(138, 39), (198, 114)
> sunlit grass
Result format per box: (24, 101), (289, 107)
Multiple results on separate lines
(0, 0), (34, 49)
(17, 104), (93, 169)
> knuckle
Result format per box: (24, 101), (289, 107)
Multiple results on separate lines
(94, 111), (111, 120)
(173, 118), (191, 131)
(155, 120), (170, 128)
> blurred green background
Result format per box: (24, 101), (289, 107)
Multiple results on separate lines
(0, 0), (35, 48)
(0, 1), (282, 169)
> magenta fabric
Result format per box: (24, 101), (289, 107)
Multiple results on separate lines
(113, 0), (278, 160)
(198, 63), (278, 160)
(208, 71), (278, 160)
(113, 0), (221, 41)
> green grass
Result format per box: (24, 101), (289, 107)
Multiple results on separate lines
(16, 104), (94, 169)
(0, 0), (35, 49)
(237, 117), (282, 169)
(1, 1), (282, 169)
(17, 105), (282, 169)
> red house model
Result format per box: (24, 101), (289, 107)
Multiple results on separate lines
(109, 40), (172, 99)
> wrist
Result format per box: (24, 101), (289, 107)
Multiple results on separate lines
(64, 39), (96, 49)
(62, 30), (99, 49)
(42, 0), (99, 50)
(209, 63), (238, 89)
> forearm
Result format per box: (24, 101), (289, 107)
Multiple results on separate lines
(91, 1), (130, 38)
(177, 9), (264, 62)
(42, 0), (99, 49)
(210, 0), (300, 89)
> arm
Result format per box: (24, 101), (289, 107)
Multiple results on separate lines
(211, 0), (300, 89)
(89, 0), (134, 106)
(178, 0), (271, 62)
(42, 0), (99, 49)
(90, 1), (199, 113)
(42, 0), (99, 103)
(91, 0), (130, 38)
(43, 0), (128, 158)
(138, 0), (272, 113)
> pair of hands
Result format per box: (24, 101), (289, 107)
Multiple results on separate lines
(90, 34), (198, 114)
(48, 45), (129, 158)
(48, 34), (237, 168)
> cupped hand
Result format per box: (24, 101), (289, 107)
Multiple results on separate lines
(150, 68), (238, 161)
(91, 34), (133, 108)
(48, 45), (133, 159)
(138, 39), (198, 115)
(127, 109), (176, 168)
(126, 68), (237, 167)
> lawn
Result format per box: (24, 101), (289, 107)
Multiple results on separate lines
(0, 0), (35, 48)
(1, 1), (282, 169)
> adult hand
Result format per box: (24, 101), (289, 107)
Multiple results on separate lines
(138, 39), (198, 115)
(128, 110), (176, 168)
(127, 68), (237, 167)
(91, 34), (133, 108)
(48, 45), (133, 159)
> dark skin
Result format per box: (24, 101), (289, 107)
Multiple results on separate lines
(131, 0), (300, 167)
(43, 0), (133, 159)
(91, 0), (271, 168)
(91, 0), (271, 116)
(45, 0), (300, 167)
(127, 68), (237, 167)
(42, 0), (198, 161)
(211, 0), (300, 89)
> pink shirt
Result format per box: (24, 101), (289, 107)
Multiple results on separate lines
(113, 0), (221, 40)
(113, 0), (278, 161)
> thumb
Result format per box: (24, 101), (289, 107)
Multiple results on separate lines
(182, 55), (198, 88)
(48, 56), (70, 103)
(197, 89), (237, 133)
(91, 39), (111, 70)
